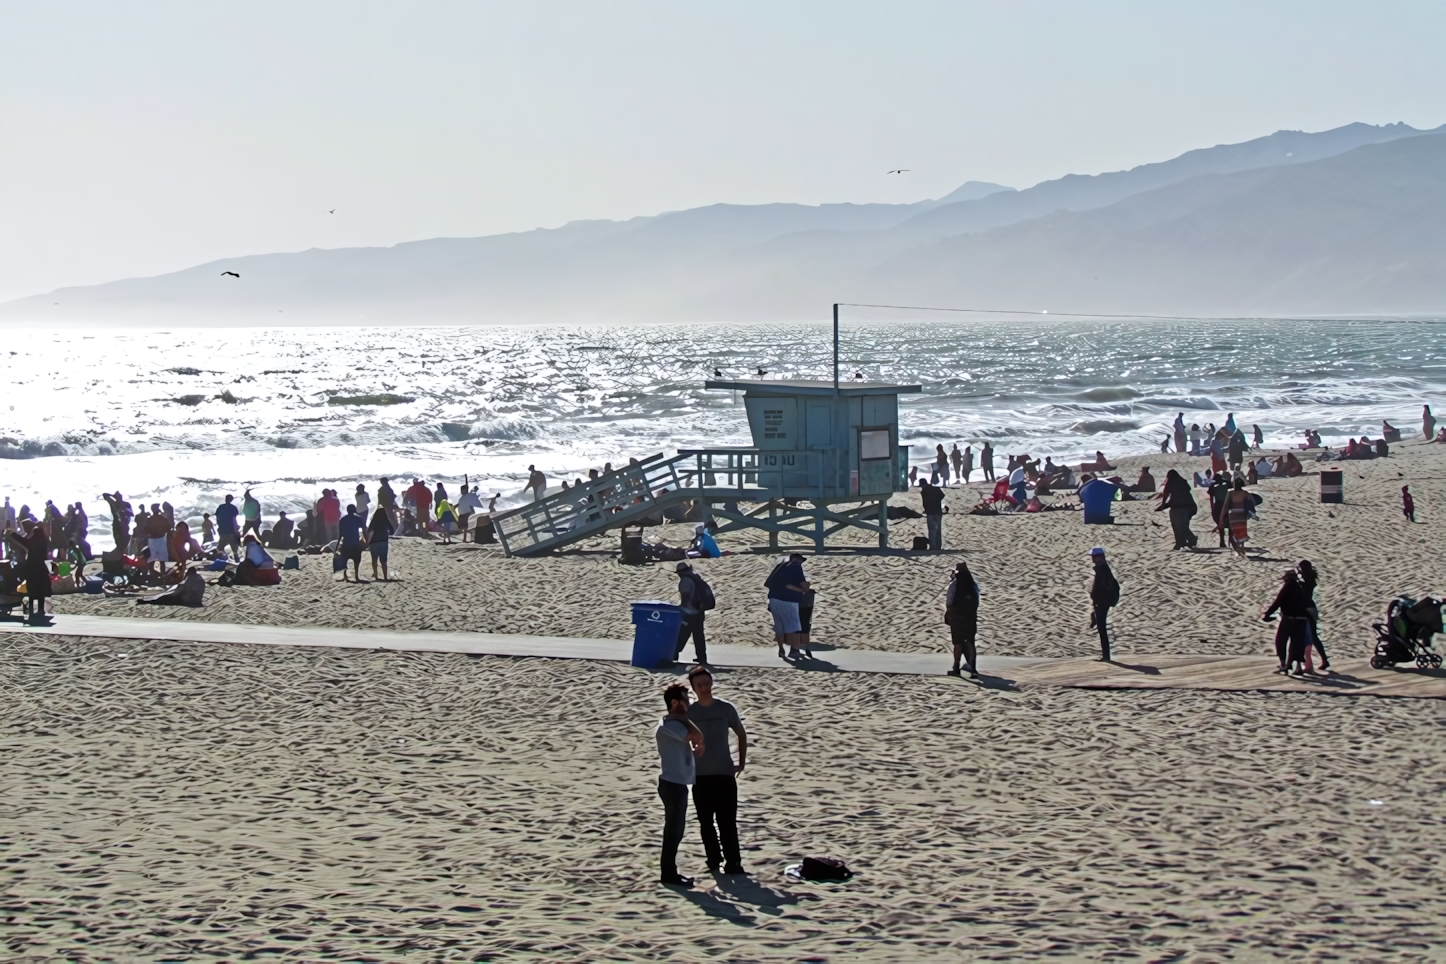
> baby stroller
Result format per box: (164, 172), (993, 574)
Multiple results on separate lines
(1370, 596), (1444, 670)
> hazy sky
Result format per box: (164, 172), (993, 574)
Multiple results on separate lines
(2, 1), (1443, 302)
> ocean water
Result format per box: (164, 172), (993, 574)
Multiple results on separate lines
(2, 319), (1443, 525)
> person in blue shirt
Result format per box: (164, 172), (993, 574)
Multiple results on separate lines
(214, 494), (241, 561)
(692, 524), (720, 558)
(337, 504), (367, 583)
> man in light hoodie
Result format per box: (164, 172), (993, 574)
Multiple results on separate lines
(654, 683), (704, 888)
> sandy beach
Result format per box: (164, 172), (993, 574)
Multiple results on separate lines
(2, 635), (1443, 960)
(4, 439), (1445, 960)
(51, 437), (1446, 661)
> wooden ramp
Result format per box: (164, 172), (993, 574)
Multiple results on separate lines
(3, 614), (1444, 699)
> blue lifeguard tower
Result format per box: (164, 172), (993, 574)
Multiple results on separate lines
(494, 307), (920, 555)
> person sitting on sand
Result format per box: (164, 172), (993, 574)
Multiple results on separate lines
(270, 511), (296, 549)
(1436, 427), (1446, 444)
(172, 520), (202, 570)
(1254, 457), (1273, 479)
(236, 533), (275, 576)
(1132, 467), (1156, 493)
(137, 567), (205, 607)
(400, 507), (419, 537)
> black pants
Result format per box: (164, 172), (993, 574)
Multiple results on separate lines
(1275, 617), (1308, 667)
(951, 616), (978, 672)
(691, 774), (741, 870)
(658, 778), (689, 878)
(1093, 604), (1111, 661)
(1169, 507), (1197, 549)
(675, 611), (707, 664)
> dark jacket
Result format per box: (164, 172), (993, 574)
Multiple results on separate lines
(920, 484), (945, 515)
(1264, 580), (1311, 620)
(1090, 561), (1120, 608)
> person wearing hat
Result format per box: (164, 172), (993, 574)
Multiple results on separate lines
(1088, 547), (1120, 661)
(674, 562), (709, 665)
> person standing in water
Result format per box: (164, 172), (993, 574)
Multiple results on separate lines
(945, 560), (980, 678)
(949, 444), (963, 485)
(527, 465), (547, 502)
(1173, 413), (1187, 454)
(961, 445), (974, 485)
(980, 441), (995, 482)
(1088, 548), (1119, 661)
(1424, 405), (1436, 441)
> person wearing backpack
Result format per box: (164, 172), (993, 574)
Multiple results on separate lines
(1088, 547), (1120, 661)
(674, 562), (713, 665)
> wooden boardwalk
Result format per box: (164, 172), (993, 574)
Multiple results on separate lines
(4, 614), (1443, 699)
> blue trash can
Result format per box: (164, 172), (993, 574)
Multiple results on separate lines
(1079, 478), (1120, 525)
(631, 601), (684, 668)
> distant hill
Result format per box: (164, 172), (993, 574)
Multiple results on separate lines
(3, 122), (1443, 323)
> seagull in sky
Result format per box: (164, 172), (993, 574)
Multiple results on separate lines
(887, 169), (911, 174)
(220, 271), (240, 278)
(328, 209), (336, 214)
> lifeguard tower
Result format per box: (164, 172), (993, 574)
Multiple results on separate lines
(494, 307), (920, 555)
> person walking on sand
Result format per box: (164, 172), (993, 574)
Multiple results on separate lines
(215, 494), (241, 560)
(1424, 405), (1436, 441)
(337, 503), (367, 582)
(655, 683), (704, 888)
(367, 505), (394, 581)
(674, 562), (710, 665)
(6, 520), (53, 625)
(980, 441), (995, 482)
(1215, 477), (1253, 557)
(1252, 424), (1264, 449)
(932, 444), (949, 485)
(764, 553), (810, 659)
(1174, 413), (1187, 454)
(1088, 547), (1119, 662)
(945, 560), (980, 678)
(1156, 469), (1198, 550)
(1263, 569), (1312, 675)
(1402, 485), (1416, 522)
(685, 665), (748, 876)
(920, 478), (945, 550)
(240, 489), (262, 539)
(1296, 559), (1329, 672)
(527, 465), (547, 502)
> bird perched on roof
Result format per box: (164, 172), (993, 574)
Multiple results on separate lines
(756, 366), (768, 377)
(712, 368), (724, 377)
(853, 371), (864, 380)
(220, 271), (239, 278)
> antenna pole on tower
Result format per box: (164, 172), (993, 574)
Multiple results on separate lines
(833, 302), (840, 393)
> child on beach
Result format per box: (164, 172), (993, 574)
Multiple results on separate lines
(1402, 485), (1415, 523)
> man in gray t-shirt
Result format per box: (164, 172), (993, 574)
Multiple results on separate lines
(686, 665), (749, 875)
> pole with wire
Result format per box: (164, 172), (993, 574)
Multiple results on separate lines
(833, 302), (840, 393)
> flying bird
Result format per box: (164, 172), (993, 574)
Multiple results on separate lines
(328, 209), (336, 214)
(887, 169), (911, 174)
(220, 271), (240, 278)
